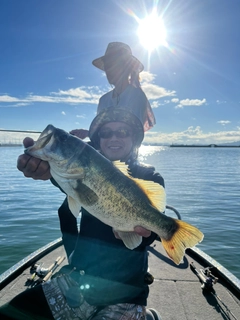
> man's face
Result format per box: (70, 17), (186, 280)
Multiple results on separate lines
(99, 122), (134, 161)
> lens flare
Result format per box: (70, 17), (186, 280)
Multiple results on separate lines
(137, 12), (167, 52)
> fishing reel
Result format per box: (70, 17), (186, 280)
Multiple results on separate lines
(26, 256), (65, 287)
(190, 262), (218, 292)
(30, 263), (49, 277)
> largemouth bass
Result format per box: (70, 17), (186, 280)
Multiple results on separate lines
(25, 124), (204, 265)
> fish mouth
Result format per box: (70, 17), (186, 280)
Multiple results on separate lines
(24, 125), (55, 159)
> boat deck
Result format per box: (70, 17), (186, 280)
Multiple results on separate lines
(0, 241), (239, 319)
(147, 243), (239, 319)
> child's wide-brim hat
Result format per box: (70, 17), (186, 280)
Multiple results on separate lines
(89, 107), (144, 149)
(92, 42), (144, 73)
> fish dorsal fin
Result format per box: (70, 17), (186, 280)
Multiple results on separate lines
(113, 161), (166, 212)
(67, 195), (81, 217)
(113, 161), (130, 176)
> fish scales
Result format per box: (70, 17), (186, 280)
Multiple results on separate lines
(81, 150), (158, 228)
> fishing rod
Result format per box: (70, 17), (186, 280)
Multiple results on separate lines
(0, 129), (41, 134)
(190, 262), (239, 320)
(27, 256), (65, 287)
(42, 256), (65, 282)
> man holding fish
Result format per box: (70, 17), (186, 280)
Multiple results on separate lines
(0, 107), (168, 319)
(0, 107), (203, 320)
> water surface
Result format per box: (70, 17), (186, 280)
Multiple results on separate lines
(0, 146), (239, 279)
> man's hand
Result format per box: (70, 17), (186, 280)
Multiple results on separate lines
(113, 226), (151, 239)
(69, 129), (89, 140)
(133, 226), (151, 237)
(17, 137), (51, 180)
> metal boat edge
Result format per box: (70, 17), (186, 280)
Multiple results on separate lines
(0, 238), (63, 290)
(1, 237), (239, 297)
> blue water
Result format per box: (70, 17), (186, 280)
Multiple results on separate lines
(0, 146), (239, 279)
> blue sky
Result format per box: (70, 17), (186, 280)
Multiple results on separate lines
(1, 0), (240, 145)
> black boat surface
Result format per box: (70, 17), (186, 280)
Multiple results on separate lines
(0, 207), (240, 320)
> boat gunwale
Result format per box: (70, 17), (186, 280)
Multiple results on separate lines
(0, 238), (63, 290)
(187, 246), (240, 297)
(1, 237), (239, 299)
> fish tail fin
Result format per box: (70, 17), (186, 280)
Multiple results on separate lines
(161, 220), (204, 265)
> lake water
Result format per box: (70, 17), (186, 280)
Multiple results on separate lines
(0, 146), (239, 279)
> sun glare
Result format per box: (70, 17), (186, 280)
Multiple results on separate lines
(137, 12), (167, 52)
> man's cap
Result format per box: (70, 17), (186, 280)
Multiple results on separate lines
(89, 107), (144, 148)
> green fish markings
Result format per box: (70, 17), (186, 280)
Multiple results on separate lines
(25, 124), (204, 265)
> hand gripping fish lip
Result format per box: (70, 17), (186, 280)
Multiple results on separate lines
(24, 126), (54, 155)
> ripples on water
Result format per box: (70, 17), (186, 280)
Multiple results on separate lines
(139, 145), (240, 279)
(0, 146), (240, 279)
(0, 146), (65, 271)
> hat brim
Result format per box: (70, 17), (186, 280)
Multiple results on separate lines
(92, 55), (144, 73)
(89, 108), (144, 148)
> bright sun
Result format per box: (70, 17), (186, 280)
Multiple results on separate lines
(137, 12), (167, 52)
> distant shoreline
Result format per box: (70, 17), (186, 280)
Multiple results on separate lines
(1, 143), (239, 148)
(170, 144), (240, 148)
(0, 144), (22, 147)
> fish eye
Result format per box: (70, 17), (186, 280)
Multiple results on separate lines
(58, 131), (69, 143)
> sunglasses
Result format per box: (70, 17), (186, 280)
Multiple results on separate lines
(98, 128), (132, 139)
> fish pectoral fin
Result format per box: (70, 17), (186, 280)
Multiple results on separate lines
(113, 161), (166, 212)
(75, 181), (99, 206)
(161, 219), (204, 265)
(116, 231), (142, 250)
(67, 196), (81, 217)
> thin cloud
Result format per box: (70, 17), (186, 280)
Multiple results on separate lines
(151, 100), (160, 108)
(0, 95), (23, 103)
(53, 87), (92, 98)
(0, 131), (40, 144)
(0, 87), (103, 107)
(141, 71), (155, 83)
(175, 98), (206, 109)
(217, 120), (231, 126)
(0, 72), (175, 108)
(142, 83), (176, 100)
(216, 100), (227, 104)
(144, 126), (240, 145)
(141, 71), (176, 101)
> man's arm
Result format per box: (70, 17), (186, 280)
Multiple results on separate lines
(58, 198), (78, 258)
